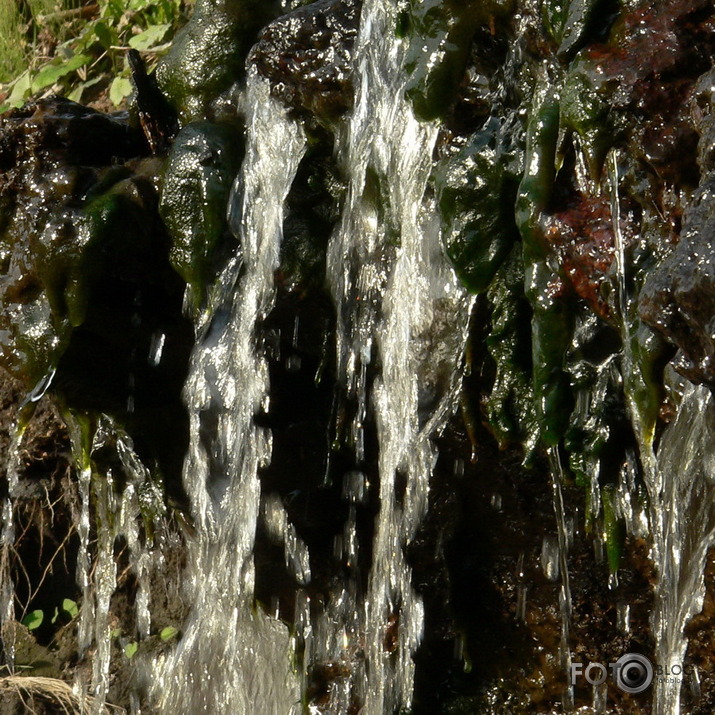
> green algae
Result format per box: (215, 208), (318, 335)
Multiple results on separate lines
(516, 74), (575, 447)
(436, 118), (520, 294)
(601, 483), (624, 575)
(542, 0), (569, 43)
(560, 54), (616, 181)
(155, 0), (282, 124)
(403, 0), (516, 121)
(159, 120), (243, 311)
(484, 247), (538, 452)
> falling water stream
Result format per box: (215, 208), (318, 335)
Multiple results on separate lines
(152, 74), (306, 713)
(2, 2), (715, 714)
(652, 381), (715, 714)
(153, 0), (472, 709)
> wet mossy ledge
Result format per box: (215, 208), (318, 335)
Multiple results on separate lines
(0, 0), (715, 711)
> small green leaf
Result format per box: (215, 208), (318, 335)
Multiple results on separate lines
(110, 628), (122, 639)
(32, 54), (91, 93)
(22, 610), (44, 631)
(68, 76), (105, 103)
(68, 85), (83, 103)
(128, 0), (153, 11)
(62, 598), (79, 619)
(51, 607), (59, 624)
(124, 641), (138, 659)
(94, 21), (113, 49)
(109, 76), (133, 107)
(160, 626), (178, 641)
(128, 24), (171, 51)
(7, 71), (32, 108)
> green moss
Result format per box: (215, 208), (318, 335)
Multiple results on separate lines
(403, 0), (516, 121)
(623, 318), (665, 447)
(561, 54), (616, 180)
(602, 483), (624, 574)
(160, 120), (243, 310)
(516, 73), (574, 446)
(436, 118), (521, 294)
(515, 73), (560, 254)
(542, 0), (569, 43)
(484, 246), (538, 451)
(0, 291), (63, 388)
(155, 0), (282, 123)
(563, 316), (622, 489)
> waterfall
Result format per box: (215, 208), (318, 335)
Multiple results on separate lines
(153, 2), (471, 711)
(653, 381), (715, 714)
(4, 1), (713, 713)
(319, 0), (472, 711)
(152, 73), (306, 713)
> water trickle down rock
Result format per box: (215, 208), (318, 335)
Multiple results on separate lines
(640, 68), (715, 389)
(152, 74), (307, 714)
(250, 0), (361, 126)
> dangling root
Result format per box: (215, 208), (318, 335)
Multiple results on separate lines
(0, 676), (123, 714)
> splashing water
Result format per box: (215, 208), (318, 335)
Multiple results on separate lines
(608, 149), (715, 714)
(152, 73), (306, 714)
(318, 0), (472, 711)
(653, 382), (715, 714)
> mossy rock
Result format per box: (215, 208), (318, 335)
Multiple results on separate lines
(484, 245), (538, 451)
(436, 117), (520, 295)
(155, 0), (283, 124)
(160, 120), (243, 309)
(403, 0), (516, 120)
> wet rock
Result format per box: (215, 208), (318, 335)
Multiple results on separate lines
(156, 0), (283, 124)
(279, 136), (345, 292)
(403, 0), (517, 122)
(693, 68), (715, 175)
(160, 120), (243, 311)
(128, 49), (179, 154)
(0, 97), (143, 180)
(561, 0), (713, 183)
(249, 0), (361, 124)
(545, 194), (619, 321)
(435, 117), (521, 295)
(639, 179), (715, 386)
(639, 65), (715, 387)
(0, 96), (192, 497)
(484, 248), (538, 450)
(0, 98), (145, 386)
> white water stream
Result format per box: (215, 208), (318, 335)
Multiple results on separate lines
(152, 74), (306, 714)
(652, 382), (715, 714)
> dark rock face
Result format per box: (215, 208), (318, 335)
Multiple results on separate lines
(0, 96), (192, 499)
(249, 0), (361, 123)
(640, 181), (715, 386)
(0, 98), (145, 385)
(0, 97), (143, 176)
(640, 68), (715, 386)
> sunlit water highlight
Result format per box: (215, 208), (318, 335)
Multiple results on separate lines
(152, 74), (306, 714)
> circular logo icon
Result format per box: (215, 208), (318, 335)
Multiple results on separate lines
(614, 653), (653, 694)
